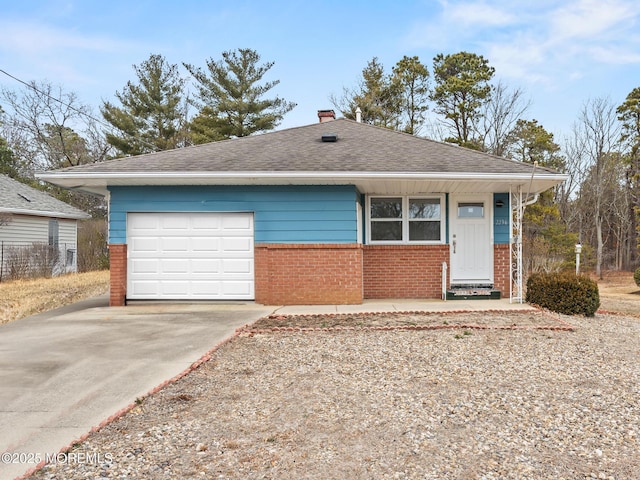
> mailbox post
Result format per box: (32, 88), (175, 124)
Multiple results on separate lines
(575, 244), (582, 275)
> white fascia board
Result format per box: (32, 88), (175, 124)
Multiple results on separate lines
(37, 171), (568, 197)
(0, 207), (90, 220)
(38, 170), (568, 183)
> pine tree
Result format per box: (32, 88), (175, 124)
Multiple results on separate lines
(430, 51), (495, 148)
(184, 48), (295, 142)
(392, 56), (430, 135)
(101, 54), (188, 155)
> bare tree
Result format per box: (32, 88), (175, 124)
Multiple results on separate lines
(421, 116), (450, 142)
(1, 81), (110, 217)
(1, 81), (111, 174)
(478, 81), (530, 156)
(558, 131), (586, 228)
(617, 87), (640, 264)
(568, 97), (622, 278)
(608, 170), (634, 269)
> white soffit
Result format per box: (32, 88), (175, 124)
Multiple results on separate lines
(38, 171), (568, 196)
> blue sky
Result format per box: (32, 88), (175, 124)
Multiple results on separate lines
(1, 0), (639, 141)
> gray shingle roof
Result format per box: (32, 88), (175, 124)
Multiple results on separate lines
(51, 119), (558, 176)
(0, 175), (90, 219)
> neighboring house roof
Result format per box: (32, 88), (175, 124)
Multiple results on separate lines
(38, 118), (567, 196)
(0, 174), (90, 220)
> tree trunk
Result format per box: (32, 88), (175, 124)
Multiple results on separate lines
(596, 213), (603, 279)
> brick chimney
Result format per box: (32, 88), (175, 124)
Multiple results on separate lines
(318, 109), (336, 123)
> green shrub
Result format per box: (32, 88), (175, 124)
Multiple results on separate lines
(526, 272), (600, 316)
(634, 267), (640, 288)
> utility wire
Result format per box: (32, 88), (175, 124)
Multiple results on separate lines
(0, 67), (161, 153)
(0, 68), (110, 129)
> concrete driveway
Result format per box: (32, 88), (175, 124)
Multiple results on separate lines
(0, 296), (274, 479)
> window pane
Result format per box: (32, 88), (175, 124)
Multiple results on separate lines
(371, 221), (402, 241)
(409, 221), (441, 241)
(371, 198), (402, 219)
(48, 220), (59, 247)
(458, 202), (484, 218)
(409, 198), (440, 219)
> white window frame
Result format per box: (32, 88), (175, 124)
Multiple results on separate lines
(366, 195), (446, 244)
(48, 219), (59, 248)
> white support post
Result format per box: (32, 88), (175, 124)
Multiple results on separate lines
(510, 186), (524, 304)
(442, 261), (448, 301)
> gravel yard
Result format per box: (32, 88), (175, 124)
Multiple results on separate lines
(30, 310), (639, 480)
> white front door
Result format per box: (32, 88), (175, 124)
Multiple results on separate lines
(449, 194), (493, 285)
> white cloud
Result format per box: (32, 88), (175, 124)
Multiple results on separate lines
(405, 1), (520, 50)
(484, 38), (550, 85)
(404, 0), (640, 89)
(549, 0), (636, 42)
(0, 19), (150, 102)
(446, 1), (517, 26)
(588, 45), (640, 64)
(0, 20), (135, 55)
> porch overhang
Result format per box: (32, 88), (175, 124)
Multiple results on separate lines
(37, 171), (568, 197)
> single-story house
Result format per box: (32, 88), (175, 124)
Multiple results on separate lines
(0, 174), (90, 280)
(38, 111), (567, 306)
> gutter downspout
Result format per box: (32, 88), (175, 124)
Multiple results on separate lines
(523, 160), (540, 207)
(523, 192), (539, 207)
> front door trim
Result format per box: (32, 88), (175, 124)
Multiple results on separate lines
(449, 193), (494, 286)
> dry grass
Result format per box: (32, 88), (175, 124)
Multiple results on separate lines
(0, 269), (636, 327)
(0, 270), (110, 325)
(595, 270), (640, 317)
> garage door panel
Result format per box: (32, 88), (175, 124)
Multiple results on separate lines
(130, 237), (160, 253)
(161, 281), (190, 296)
(222, 214), (252, 230)
(129, 215), (159, 230)
(191, 237), (220, 252)
(221, 237), (252, 252)
(192, 215), (221, 230)
(161, 215), (189, 230)
(127, 212), (254, 300)
(192, 259), (221, 274)
(129, 281), (160, 296)
(161, 259), (190, 274)
(161, 237), (190, 252)
(190, 281), (222, 295)
(130, 258), (160, 274)
(223, 259), (253, 274)
(222, 281), (253, 296)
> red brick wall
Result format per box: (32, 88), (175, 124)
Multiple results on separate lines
(108, 244), (127, 306)
(494, 244), (511, 296)
(108, 242), (509, 306)
(363, 245), (450, 299)
(254, 244), (363, 305)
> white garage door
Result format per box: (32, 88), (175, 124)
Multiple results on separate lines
(127, 212), (254, 300)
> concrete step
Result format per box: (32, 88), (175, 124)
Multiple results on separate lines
(446, 287), (501, 300)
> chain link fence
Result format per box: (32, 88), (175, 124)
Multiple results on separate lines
(0, 241), (78, 282)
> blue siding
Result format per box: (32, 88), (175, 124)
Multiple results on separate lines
(108, 185), (359, 244)
(493, 193), (510, 244)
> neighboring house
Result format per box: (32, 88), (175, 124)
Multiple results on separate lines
(39, 111), (567, 306)
(0, 174), (90, 280)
